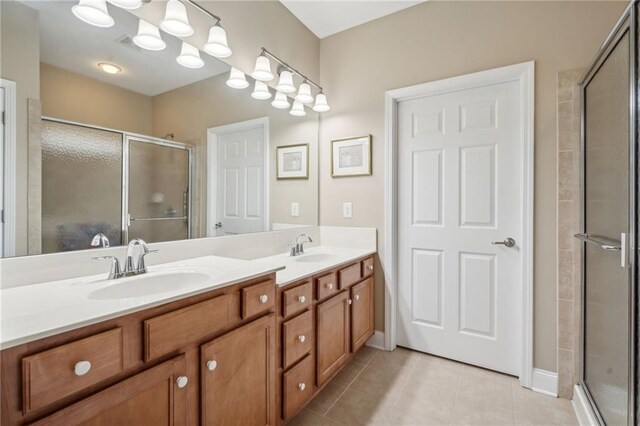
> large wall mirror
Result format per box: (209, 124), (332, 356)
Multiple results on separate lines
(0, 0), (319, 258)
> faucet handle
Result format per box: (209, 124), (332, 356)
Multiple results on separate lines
(137, 249), (158, 274)
(92, 256), (122, 279)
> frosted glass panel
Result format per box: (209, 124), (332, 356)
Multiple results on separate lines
(41, 120), (122, 253)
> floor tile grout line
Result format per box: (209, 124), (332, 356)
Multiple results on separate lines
(383, 352), (421, 422)
(447, 369), (465, 425)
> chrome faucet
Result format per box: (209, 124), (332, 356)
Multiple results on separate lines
(290, 234), (313, 256)
(91, 233), (110, 248)
(92, 238), (157, 280)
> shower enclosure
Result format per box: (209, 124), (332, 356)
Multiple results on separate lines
(41, 118), (191, 253)
(576, 2), (637, 424)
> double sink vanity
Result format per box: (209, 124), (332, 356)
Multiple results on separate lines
(0, 229), (376, 425)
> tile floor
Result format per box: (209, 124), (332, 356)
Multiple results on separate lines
(290, 347), (578, 426)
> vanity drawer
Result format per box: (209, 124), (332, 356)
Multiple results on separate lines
(362, 257), (374, 277)
(22, 328), (124, 414)
(316, 272), (338, 300)
(282, 354), (314, 420)
(282, 281), (312, 318)
(282, 310), (313, 369)
(144, 294), (232, 361)
(339, 263), (362, 289)
(242, 280), (275, 319)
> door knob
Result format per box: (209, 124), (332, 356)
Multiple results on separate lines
(214, 222), (223, 229)
(491, 238), (516, 248)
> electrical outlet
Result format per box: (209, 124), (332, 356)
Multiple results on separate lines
(291, 202), (299, 217)
(343, 202), (353, 219)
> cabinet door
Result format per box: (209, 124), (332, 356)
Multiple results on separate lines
(31, 356), (188, 426)
(201, 314), (276, 426)
(316, 291), (350, 386)
(351, 277), (374, 352)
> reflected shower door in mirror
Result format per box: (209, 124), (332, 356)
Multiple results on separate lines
(0, 0), (319, 257)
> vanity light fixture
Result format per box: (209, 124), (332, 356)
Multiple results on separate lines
(177, 42), (204, 69)
(133, 19), (166, 51)
(226, 67), (249, 89)
(160, 0), (194, 37)
(290, 101), (306, 117)
(271, 91), (290, 109)
(98, 62), (122, 74)
(313, 92), (330, 112)
(72, 0), (115, 28)
(276, 70), (296, 94)
(252, 52), (274, 82)
(107, 0), (142, 9)
(204, 22), (232, 58)
(252, 81), (272, 100)
(295, 82), (314, 105)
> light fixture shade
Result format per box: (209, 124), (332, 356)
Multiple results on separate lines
(276, 70), (296, 94)
(271, 91), (290, 109)
(133, 19), (166, 51)
(72, 0), (114, 28)
(290, 101), (306, 117)
(226, 67), (249, 89)
(296, 82), (314, 104)
(160, 0), (194, 37)
(176, 42), (204, 69)
(252, 81), (272, 100)
(107, 0), (142, 9)
(252, 55), (273, 82)
(313, 93), (330, 112)
(204, 23), (232, 58)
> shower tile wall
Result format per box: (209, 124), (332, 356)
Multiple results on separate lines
(557, 69), (583, 399)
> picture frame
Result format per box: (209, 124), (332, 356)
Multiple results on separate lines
(276, 143), (309, 180)
(331, 135), (372, 177)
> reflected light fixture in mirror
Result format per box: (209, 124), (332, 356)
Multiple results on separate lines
(252, 54), (274, 81)
(176, 42), (204, 69)
(272, 91), (290, 109)
(107, 0), (142, 9)
(72, 0), (115, 28)
(227, 67), (249, 89)
(296, 82), (314, 104)
(276, 70), (296, 94)
(252, 81), (272, 100)
(160, 0), (194, 37)
(290, 101), (306, 117)
(98, 62), (122, 74)
(204, 23), (232, 58)
(313, 92), (330, 112)
(133, 19), (166, 51)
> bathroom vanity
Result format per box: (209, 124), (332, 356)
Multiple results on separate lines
(0, 248), (375, 425)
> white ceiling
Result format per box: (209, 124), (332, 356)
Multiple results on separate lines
(280, 0), (425, 39)
(24, 1), (230, 97)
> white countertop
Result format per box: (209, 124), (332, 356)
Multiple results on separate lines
(0, 245), (375, 349)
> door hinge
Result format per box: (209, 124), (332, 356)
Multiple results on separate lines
(1, 209), (4, 224)
(1, 111), (5, 125)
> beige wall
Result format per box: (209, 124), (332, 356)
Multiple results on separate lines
(40, 63), (153, 135)
(0, 1), (40, 256)
(317, 0), (626, 372)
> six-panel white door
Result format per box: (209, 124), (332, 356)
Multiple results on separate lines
(397, 80), (521, 375)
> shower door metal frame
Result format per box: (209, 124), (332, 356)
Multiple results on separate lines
(577, 1), (637, 424)
(41, 117), (193, 247)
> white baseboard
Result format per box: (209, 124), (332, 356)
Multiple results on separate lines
(366, 331), (385, 350)
(531, 368), (558, 397)
(572, 384), (599, 425)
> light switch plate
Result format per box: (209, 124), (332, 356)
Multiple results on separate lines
(291, 202), (299, 217)
(343, 202), (353, 219)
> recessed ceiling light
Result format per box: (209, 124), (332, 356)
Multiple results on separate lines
(98, 62), (122, 74)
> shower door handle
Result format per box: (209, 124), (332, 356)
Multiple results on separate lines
(574, 232), (626, 268)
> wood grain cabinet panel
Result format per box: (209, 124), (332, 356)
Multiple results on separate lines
(315, 272), (338, 301)
(338, 263), (361, 289)
(242, 280), (276, 319)
(282, 282), (312, 318)
(282, 310), (313, 369)
(351, 277), (374, 352)
(31, 355), (188, 426)
(282, 355), (314, 419)
(22, 328), (124, 414)
(316, 291), (350, 386)
(201, 314), (276, 426)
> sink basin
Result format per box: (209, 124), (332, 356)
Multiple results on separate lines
(88, 270), (210, 300)
(294, 253), (342, 263)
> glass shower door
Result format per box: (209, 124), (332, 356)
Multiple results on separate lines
(127, 138), (190, 243)
(580, 26), (631, 426)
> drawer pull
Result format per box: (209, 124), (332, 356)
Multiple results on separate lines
(206, 360), (217, 371)
(259, 294), (269, 304)
(176, 376), (188, 388)
(348, 299), (353, 305)
(74, 361), (92, 376)
(298, 295), (306, 303)
(298, 335), (306, 343)
(326, 283), (334, 290)
(368, 265), (374, 271)
(298, 383), (306, 391)
(355, 294), (360, 301)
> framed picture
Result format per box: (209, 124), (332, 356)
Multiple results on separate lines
(331, 135), (372, 177)
(276, 143), (309, 179)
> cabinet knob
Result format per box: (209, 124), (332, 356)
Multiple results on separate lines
(259, 294), (269, 304)
(298, 295), (306, 303)
(348, 299), (353, 305)
(298, 383), (306, 391)
(298, 335), (306, 343)
(207, 360), (217, 371)
(176, 376), (188, 388)
(355, 294), (360, 301)
(74, 361), (92, 376)
(368, 265), (374, 271)
(326, 283), (334, 290)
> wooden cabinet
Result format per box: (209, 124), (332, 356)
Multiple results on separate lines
(282, 355), (314, 419)
(316, 291), (351, 386)
(282, 310), (313, 369)
(351, 277), (374, 352)
(316, 271), (338, 301)
(31, 355), (188, 426)
(201, 314), (276, 426)
(338, 263), (361, 289)
(281, 281), (312, 318)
